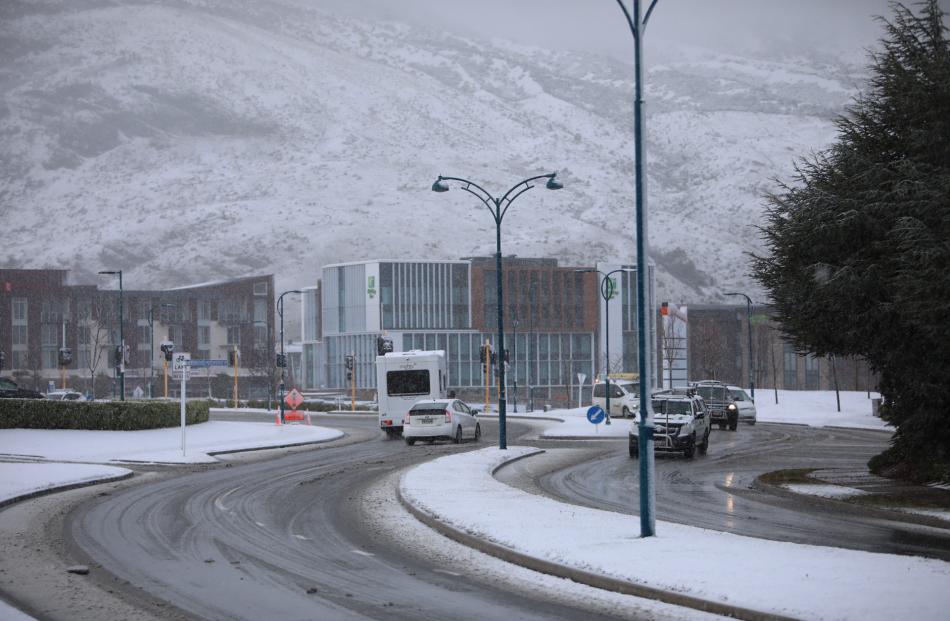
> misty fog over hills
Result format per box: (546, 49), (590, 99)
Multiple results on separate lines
(0, 0), (869, 302)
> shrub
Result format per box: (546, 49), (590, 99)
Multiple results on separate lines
(0, 399), (211, 431)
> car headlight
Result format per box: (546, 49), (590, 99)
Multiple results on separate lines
(727, 403), (737, 411)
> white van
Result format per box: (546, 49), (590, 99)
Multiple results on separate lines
(376, 350), (447, 437)
(592, 379), (640, 418)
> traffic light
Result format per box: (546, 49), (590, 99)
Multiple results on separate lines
(490, 351), (497, 367)
(660, 302), (669, 316)
(479, 345), (487, 364)
(113, 345), (124, 369)
(346, 370), (353, 382)
(503, 348), (510, 363)
(344, 354), (355, 370)
(0, 350), (5, 370)
(276, 353), (287, 368)
(58, 347), (73, 367)
(160, 341), (174, 362)
(376, 336), (393, 356)
(227, 349), (239, 367)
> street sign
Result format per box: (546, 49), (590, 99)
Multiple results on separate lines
(172, 353), (191, 380)
(587, 405), (606, 425)
(284, 388), (304, 410)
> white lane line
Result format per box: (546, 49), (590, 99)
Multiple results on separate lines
(294, 534), (311, 540)
(255, 521), (266, 528)
(352, 550), (375, 557)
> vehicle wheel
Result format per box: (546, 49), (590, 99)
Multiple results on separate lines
(748, 420), (756, 426)
(683, 434), (696, 459)
(698, 429), (710, 455)
(622, 406), (631, 418)
(474, 423), (481, 442)
(454, 426), (463, 444)
(405, 438), (416, 446)
(718, 422), (726, 430)
(729, 417), (738, 431)
(629, 439), (639, 459)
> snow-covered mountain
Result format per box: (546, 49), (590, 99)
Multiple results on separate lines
(0, 0), (864, 301)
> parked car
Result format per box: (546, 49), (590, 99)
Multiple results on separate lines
(0, 377), (45, 399)
(692, 380), (738, 430)
(404, 398), (481, 445)
(726, 385), (756, 425)
(629, 392), (710, 459)
(45, 389), (86, 401)
(592, 379), (640, 418)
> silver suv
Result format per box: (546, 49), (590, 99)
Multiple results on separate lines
(629, 392), (711, 459)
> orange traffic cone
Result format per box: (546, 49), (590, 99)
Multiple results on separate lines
(275, 411), (282, 425)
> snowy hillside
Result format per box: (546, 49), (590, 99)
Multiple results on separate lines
(0, 0), (862, 301)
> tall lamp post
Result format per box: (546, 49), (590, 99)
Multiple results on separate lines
(277, 289), (301, 423)
(725, 291), (755, 401)
(432, 172), (563, 450)
(148, 303), (176, 399)
(577, 268), (636, 425)
(98, 270), (124, 401)
(612, 0), (661, 537)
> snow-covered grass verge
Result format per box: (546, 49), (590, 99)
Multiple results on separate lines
(0, 462), (131, 505)
(756, 390), (888, 430)
(0, 599), (35, 621)
(478, 406), (629, 438)
(0, 421), (343, 464)
(400, 447), (950, 621)
(782, 483), (869, 499)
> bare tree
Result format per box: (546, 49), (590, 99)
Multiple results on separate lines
(77, 296), (110, 398)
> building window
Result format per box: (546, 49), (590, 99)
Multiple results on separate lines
(254, 282), (268, 296)
(783, 343), (798, 389)
(167, 325), (183, 347)
(12, 298), (27, 323)
(254, 299), (267, 323)
(12, 325), (28, 346)
(227, 326), (241, 345)
(805, 354), (820, 390)
(198, 301), (212, 321)
(12, 350), (29, 369)
(41, 324), (58, 346)
(218, 300), (245, 322)
(43, 348), (58, 369)
(198, 326), (211, 347)
(255, 325), (267, 349)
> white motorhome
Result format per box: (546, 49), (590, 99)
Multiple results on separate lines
(376, 350), (447, 437)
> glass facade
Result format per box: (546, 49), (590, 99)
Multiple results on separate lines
(379, 261), (469, 330)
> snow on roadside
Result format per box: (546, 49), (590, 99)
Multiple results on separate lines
(0, 599), (36, 621)
(0, 421), (343, 464)
(400, 447), (950, 621)
(0, 462), (130, 505)
(782, 483), (869, 499)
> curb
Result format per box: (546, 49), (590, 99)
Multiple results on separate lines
(752, 474), (950, 531)
(0, 470), (134, 511)
(397, 453), (802, 621)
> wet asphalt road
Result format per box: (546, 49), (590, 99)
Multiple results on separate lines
(526, 422), (950, 561)
(70, 414), (631, 621)
(67, 414), (950, 621)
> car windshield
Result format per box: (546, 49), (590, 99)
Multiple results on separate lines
(728, 389), (750, 401)
(652, 399), (692, 416)
(0, 378), (18, 390)
(410, 402), (448, 412)
(696, 386), (726, 401)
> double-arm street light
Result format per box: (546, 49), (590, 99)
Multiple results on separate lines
(148, 303), (176, 399)
(278, 289), (302, 423)
(725, 291), (755, 401)
(612, 0), (660, 537)
(577, 268), (636, 426)
(98, 270), (124, 401)
(432, 172), (563, 450)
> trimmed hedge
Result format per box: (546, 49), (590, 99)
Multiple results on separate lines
(0, 399), (211, 431)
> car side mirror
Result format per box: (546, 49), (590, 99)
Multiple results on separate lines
(696, 412), (705, 419)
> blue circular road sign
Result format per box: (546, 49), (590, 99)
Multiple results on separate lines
(587, 405), (606, 425)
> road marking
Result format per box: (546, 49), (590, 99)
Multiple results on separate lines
(433, 569), (462, 577)
(352, 550), (375, 557)
(293, 534), (311, 540)
(255, 521), (266, 528)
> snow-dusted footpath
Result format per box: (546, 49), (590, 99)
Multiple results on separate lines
(400, 446), (949, 621)
(481, 389), (889, 438)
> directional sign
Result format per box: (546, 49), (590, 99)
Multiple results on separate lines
(587, 405), (606, 425)
(172, 353), (191, 380)
(189, 359), (228, 368)
(284, 388), (304, 410)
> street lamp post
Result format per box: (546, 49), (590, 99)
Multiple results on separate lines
(613, 0), (660, 537)
(432, 172), (563, 450)
(98, 270), (124, 401)
(277, 290), (302, 424)
(725, 291), (755, 401)
(577, 268), (636, 425)
(148, 303), (176, 399)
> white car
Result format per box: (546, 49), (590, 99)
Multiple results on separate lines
(592, 379), (640, 418)
(727, 386), (757, 425)
(44, 390), (86, 401)
(629, 393), (710, 459)
(404, 398), (481, 445)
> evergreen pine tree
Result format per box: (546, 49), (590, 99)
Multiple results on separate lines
(752, 0), (950, 482)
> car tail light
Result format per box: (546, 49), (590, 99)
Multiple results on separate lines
(404, 413), (410, 425)
(444, 409), (452, 422)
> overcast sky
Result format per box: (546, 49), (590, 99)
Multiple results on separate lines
(324, 0), (949, 63)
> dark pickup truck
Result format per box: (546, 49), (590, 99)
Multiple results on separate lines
(692, 380), (738, 431)
(0, 377), (45, 399)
